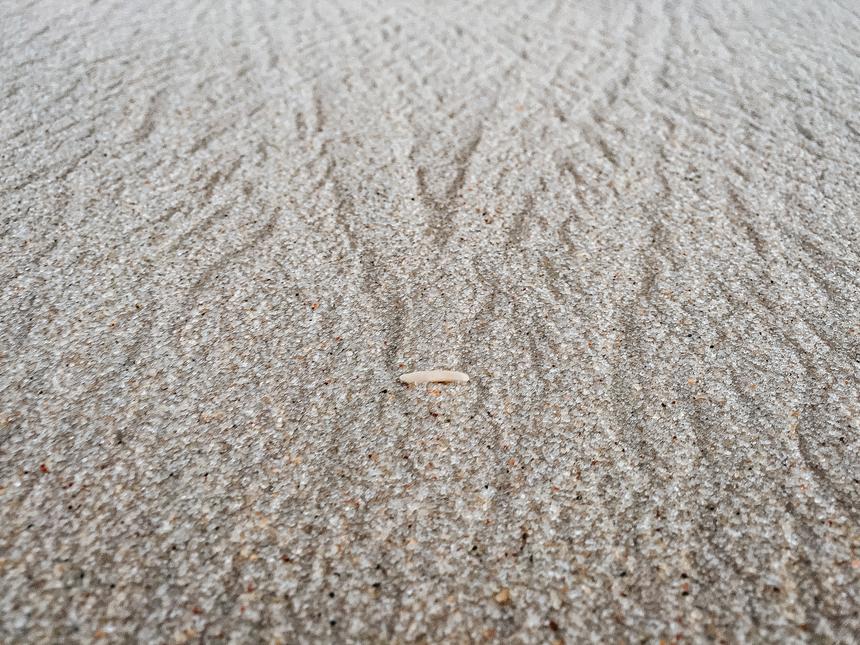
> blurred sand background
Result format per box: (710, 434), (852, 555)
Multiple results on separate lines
(1, 0), (858, 641)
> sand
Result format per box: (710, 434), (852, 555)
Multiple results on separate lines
(1, 0), (858, 641)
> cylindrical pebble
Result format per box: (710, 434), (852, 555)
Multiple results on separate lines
(399, 370), (470, 384)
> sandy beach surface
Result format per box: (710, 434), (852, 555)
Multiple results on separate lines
(1, 0), (859, 641)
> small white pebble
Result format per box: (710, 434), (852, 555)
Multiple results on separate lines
(399, 369), (469, 385)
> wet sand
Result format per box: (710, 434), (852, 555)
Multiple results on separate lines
(1, 0), (858, 641)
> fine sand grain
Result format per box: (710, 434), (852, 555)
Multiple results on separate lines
(1, 0), (858, 642)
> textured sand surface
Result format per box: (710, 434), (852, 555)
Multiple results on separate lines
(1, 0), (859, 641)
